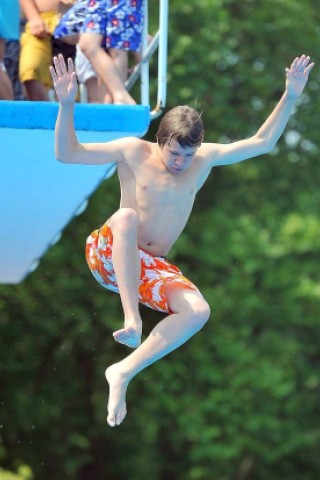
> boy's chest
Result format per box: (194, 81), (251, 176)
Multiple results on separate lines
(136, 170), (196, 207)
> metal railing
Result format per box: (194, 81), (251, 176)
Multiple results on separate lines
(126, 0), (169, 119)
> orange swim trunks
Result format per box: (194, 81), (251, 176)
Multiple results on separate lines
(85, 222), (199, 313)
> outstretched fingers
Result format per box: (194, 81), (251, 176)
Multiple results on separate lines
(289, 54), (314, 76)
(67, 57), (75, 75)
(49, 53), (78, 102)
(296, 55), (312, 73)
(50, 54), (74, 79)
(53, 55), (63, 77)
(290, 56), (300, 71)
(285, 54), (314, 98)
(49, 64), (57, 83)
(303, 59), (315, 75)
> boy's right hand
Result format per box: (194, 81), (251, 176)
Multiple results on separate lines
(49, 54), (78, 104)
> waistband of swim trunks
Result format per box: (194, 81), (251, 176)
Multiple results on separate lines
(139, 247), (167, 260)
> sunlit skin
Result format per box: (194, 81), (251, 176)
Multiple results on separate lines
(160, 140), (199, 174)
(50, 54), (314, 427)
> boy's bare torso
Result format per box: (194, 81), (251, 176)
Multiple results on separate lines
(115, 140), (212, 257)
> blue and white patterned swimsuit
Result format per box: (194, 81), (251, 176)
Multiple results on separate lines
(54, 0), (144, 51)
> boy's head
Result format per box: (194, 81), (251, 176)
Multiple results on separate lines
(156, 106), (204, 148)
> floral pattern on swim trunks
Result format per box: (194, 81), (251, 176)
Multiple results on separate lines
(85, 222), (199, 313)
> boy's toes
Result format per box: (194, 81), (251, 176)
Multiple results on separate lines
(113, 328), (141, 348)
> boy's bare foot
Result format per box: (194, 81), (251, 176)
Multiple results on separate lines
(113, 325), (141, 348)
(105, 364), (129, 427)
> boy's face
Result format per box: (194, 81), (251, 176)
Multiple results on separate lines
(161, 139), (199, 174)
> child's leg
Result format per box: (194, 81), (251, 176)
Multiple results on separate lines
(79, 33), (135, 104)
(85, 75), (112, 103)
(109, 208), (142, 348)
(97, 77), (112, 104)
(84, 76), (101, 103)
(19, 18), (51, 101)
(75, 43), (112, 103)
(106, 286), (210, 426)
(0, 39), (14, 100)
(109, 48), (128, 83)
(23, 79), (49, 101)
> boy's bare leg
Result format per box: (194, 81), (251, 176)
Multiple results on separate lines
(109, 208), (142, 348)
(105, 287), (210, 426)
(79, 33), (136, 105)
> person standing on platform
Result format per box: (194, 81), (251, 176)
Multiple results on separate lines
(54, 0), (144, 104)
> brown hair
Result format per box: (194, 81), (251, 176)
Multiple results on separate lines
(156, 106), (204, 148)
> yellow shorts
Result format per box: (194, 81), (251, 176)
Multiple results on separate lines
(19, 11), (60, 88)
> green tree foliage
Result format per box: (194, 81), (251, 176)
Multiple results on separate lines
(1, 1), (320, 479)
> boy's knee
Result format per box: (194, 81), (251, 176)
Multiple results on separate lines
(110, 208), (139, 233)
(194, 298), (211, 328)
(168, 287), (211, 330)
(78, 35), (97, 58)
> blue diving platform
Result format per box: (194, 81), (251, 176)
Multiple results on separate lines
(0, 101), (150, 284)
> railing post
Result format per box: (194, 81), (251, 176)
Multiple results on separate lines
(140, 0), (150, 106)
(151, 0), (169, 118)
(118, 0), (169, 118)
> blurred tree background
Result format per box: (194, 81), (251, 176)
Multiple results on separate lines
(1, 0), (320, 479)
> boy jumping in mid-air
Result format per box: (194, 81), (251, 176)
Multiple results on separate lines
(50, 53), (314, 427)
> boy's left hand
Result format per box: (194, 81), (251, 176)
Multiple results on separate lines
(285, 54), (315, 98)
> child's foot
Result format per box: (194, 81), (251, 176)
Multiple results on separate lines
(105, 364), (129, 427)
(113, 91), (136, 105)
(113, 325), (141, 348)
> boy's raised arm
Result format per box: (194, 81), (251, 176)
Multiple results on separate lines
(49, 54), (126, 165)
(205, 54), (314, 167)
